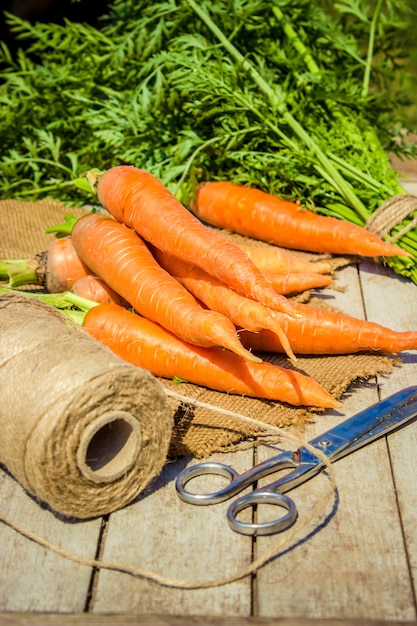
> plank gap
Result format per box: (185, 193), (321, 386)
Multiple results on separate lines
(84, 515), (110, 613)
(251, 442), (259, 618)
(387, 438), (417, 616)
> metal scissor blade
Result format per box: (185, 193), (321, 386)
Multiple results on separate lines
(268, 386), (417, 494)
(308, 385), (417, 463)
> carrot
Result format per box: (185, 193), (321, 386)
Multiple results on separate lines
(238, 299), (417, 355)
(83, 303), (342, 408)
(151, 246), (296, 361)
(0, 237), (90, 291)
(43, 237), (91, 291)
(71, 275), (129, 306)
(236, 243), (332, 274)
(194, 182), (411, 257)
(90, 166), (299, 317)
(71, 213), (260, 362)
(261, 269), (333, 295)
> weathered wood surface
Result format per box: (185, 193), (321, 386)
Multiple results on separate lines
(1, 183), (417, 625)
(255, 261), (417, 622)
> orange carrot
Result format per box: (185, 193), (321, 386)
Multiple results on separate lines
(238, 300), (417, 355)
(91, 166), (299, 317)
(71, 213), (260, 362)
(236, 243), (332, 274)
(151, 247), (296, 361)
(194, 182), (410, 257)
(262, 270), (333, 295)
(43, 237), (91, 291)
(0, 237), (90, 291)
(71, 275), (129, 306)
(83, 303), (341, 408)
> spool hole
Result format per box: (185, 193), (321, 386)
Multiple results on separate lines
(84, 415), (140, 480)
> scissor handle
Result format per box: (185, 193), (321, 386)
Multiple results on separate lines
(227, 490), (298, 536)
(176, 461), (243, 505)
(176, 451), (299, 506)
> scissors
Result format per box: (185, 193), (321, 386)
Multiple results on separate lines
(176, 386), (417, 536)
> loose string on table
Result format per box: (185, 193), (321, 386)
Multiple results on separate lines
(0, 389), (338, 590)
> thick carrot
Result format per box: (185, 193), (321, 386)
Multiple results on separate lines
(83, 303), (342, 408)
(71, 213), (260, 362)
(71, 275), (129, 306)
(44, 237), (91, 291)
(262, 270), (333, 295)
(236, 243), (332, 274)
(151, 247), (296, 361)
(0, 237), (90, 291)
(238, 300), (417, 355)
(92, 166), (299, 317)
(194, 182), (411, 257)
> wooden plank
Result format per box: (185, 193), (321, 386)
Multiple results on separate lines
(0, 471), (101, 612)
(359, 258), (417, 606)
(254, 387), (415, 620)
(254, 263), (417, 621)
(90, 449), (254, 617)
(2, 197), (417, 621)
(1, 612), (416, 626)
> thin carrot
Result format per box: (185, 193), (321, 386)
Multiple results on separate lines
(262, 270), (333, 295)
(83, 303), (342, 408)
(194, 181), (411, 257)
(71, 275), (129, 306)
(236, 243), (332, 274)
(90, 166), (299, 317)
(238, 299), (417, 355)
(151, 246), (296, 361)
(71, 213), (260, 362)
(0, 237), (90, 291)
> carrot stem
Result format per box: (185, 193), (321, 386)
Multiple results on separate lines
(185, 0), (369, 222)
(362, 0), (384, 96)
(271, 2), (405, 201)
(0, 259), (37, 288)
(0, 287), (99, 312)
(45, 213), (79, 237)
(271, 5), (320, 75)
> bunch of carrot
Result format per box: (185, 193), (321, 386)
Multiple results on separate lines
(4, 165), (417, 410)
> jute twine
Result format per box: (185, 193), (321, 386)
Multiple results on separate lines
(0, 394), (337, 589)
(0, 197), (404, 588)
(0, 197), (397, 459)
(0, 292), (173, 519)
(366, 193), (417, 242)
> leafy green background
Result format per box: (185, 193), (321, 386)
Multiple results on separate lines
(0, 0), (416, 210)
(1, 0), (417, 282)
(0, 0), (415, 198)
(402, 1), (417, 126)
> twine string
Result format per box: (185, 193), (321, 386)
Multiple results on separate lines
(0, 390), (337, 590)
(365, 193), (417, 242)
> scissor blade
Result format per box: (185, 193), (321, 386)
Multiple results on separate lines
(270, 386), (417, 495)
(308, 385), (417, 463)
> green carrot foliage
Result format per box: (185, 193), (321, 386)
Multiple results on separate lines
(1, 0), (417, 278)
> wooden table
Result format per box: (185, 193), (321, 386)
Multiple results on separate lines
(2, 182), (417, 626)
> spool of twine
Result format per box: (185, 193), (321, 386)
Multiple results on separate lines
(0, 390), (338, 589)
(0, 293), (173, 519)
(366, 193), (417, 241)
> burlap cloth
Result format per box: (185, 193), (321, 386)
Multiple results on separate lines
(0, 198), (398, 458)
